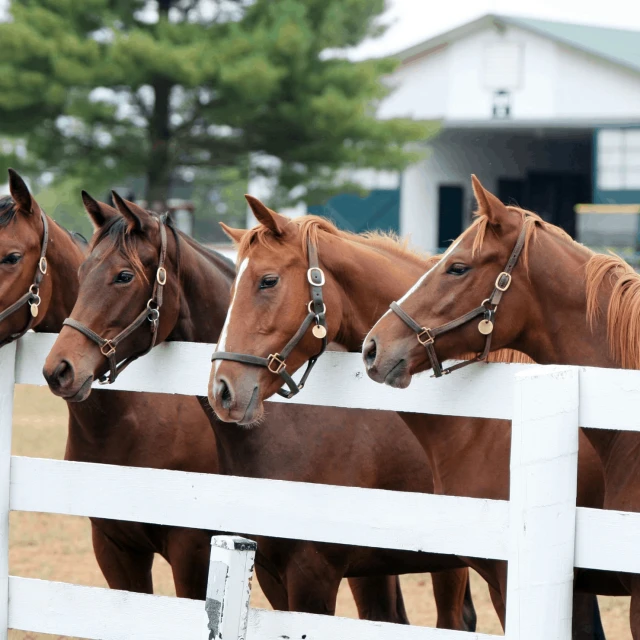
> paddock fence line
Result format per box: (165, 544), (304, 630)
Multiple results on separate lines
(1, 333), (639, 639)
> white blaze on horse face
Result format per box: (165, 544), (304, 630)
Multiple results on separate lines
(214, 257), (249, 374)
(372, 238), (463, 332)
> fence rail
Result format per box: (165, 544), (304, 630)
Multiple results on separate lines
(1, 333), (639, 639)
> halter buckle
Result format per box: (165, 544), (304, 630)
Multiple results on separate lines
(267, 353), (286, 374)
(417, 327), (435, 346)
(100, 340), (116, 357)
(156, 267), (167, 285)
(39, 257), (47, 275)
(307, 267), (325, 286)
(495, 272), (512, 292)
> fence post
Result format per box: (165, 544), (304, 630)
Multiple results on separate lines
(505, 365), (579, 639)
(0, 342), (17, 640)
(204, 535), (257, 640)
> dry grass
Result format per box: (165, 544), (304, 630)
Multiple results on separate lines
(7, 386), (631, 638)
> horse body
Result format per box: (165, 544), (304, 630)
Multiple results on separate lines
(42, 194), (477, 630)
(206, 197), (608, 638)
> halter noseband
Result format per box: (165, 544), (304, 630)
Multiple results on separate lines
(62, 221), (168, 384)
(0, 210), (49, 348)
(389, 223), (527, 378)
(211, 240), (328, 399)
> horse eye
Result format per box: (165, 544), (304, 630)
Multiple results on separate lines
(259, 275), (279, 290)
(446, 263), (471, 276)
(114, 271), (134, 284)
(1, 253), (22, 265)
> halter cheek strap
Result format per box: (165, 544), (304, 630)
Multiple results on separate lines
(62, 222), (168, 384)
(211, 240), (328, 399)
(0, 211), (49, 348)
(389, 223), (528, 378)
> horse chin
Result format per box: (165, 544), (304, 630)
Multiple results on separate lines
(61, 375), (94, 403)
(383, 359), (412, 389)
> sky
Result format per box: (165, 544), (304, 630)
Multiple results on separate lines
(350, 0), (640, 59)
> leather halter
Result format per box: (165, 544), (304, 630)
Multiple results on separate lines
(0, 210), (49, 348)
(211, 240), (328, 399)
(389, 223), (528, 378)
(62, 222), (168, 384)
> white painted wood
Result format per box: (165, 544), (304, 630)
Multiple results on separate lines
(505, 366), (579, 640)
(575, 507), (640, 573)
(15, 333), (640, 432)
(8, 577), (500, 640)
(8, 576), (203, 639)
(9, 456), (509, 560)
(246, 606), (500, 640)
(0, 342), (16, 640)
(205, 536), (256, 640)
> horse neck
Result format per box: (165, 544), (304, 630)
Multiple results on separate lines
(166, 232), (233, 343)
(34, 220), (84, 333)
(516, 231), (622, 462)
(318, 233), (425, 350)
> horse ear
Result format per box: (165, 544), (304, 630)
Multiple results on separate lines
(8, 168), (35, 214)
(219, 222), (247, 245)
(81, 191), (119, 229)
(245, 195), (287, 236)
(471, 175), (509, 225)
(111, 190), (152, 233)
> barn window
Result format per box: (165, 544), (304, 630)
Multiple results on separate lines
(597, 128), (640, 190)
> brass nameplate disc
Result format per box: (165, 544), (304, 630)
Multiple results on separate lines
(312, 324), (327, 339)
(478, 319), (493, 335)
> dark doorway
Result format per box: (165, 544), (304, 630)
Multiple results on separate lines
(498, 178), (525, 208)
(438, 185), (464, 249)
(497, 173), (590, 238)
(526, 172), (590, 238)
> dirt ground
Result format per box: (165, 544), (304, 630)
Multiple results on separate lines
(8, 385), (632, 639)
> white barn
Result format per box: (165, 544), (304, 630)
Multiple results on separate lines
(300, 14), (640, 253)
(378, 14), (640, 252)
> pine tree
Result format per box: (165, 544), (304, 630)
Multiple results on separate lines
(0, 0), (434, 209)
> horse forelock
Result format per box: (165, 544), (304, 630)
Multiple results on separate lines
(90, 214), (154, 283)
(0, 196), (17, 228)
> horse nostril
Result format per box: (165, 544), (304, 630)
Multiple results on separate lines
(217, 378), (234, 410)
(363, 338), (378, 369)
(55, 360), (74, 387)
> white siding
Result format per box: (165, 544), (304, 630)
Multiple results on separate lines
(381, 23), (640, 123)
(556, 46), (640, 119)
(378, 46), (449, 120)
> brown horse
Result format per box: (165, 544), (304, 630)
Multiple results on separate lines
(1, 170), (215, 599)
(365, 174), (640, 637)
(42, 192), (478, 629)
(208, 195), (609, 639)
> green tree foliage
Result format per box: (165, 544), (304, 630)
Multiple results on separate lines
(0, 0), (435, 216)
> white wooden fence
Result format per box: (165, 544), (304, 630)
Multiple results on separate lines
(2, 332), (640, 639)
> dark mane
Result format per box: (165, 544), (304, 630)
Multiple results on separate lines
(0, 196), (17, 227)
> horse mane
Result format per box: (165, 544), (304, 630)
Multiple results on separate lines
(237, 214), (429, 270)
(585, 253), (640, 369)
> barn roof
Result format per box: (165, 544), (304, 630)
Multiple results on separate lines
(396, 14), (640, 75)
